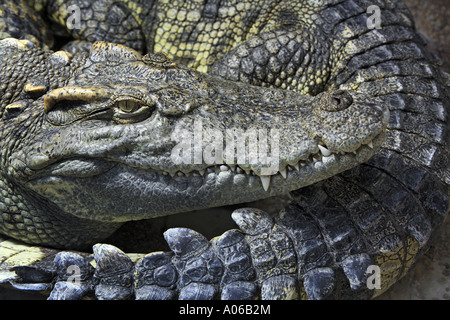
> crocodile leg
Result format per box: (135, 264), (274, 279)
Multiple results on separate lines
(36, 184), (444, 300)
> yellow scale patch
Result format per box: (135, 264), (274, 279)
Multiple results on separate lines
(0, 239), (48, 268)
(151, 1), (263, 74)
(372, 236), (421, 297)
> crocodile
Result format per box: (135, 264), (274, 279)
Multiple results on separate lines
(0, 0), (448, 300)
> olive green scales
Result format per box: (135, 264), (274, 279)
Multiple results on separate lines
(0, 0), (448, 299)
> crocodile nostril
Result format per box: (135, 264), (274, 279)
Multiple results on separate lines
(323, 90), (353, 112)
(332, 96), (341, 105)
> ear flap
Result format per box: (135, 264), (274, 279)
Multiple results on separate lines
(88, 41), (142, 63)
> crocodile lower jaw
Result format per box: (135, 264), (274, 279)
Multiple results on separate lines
(25, 131), (384, 222)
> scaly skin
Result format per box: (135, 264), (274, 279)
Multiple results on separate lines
(0, 39), (387, 249)
(0, 0), (448, 300)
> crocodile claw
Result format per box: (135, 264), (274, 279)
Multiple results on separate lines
(92, 244), (134, 300)
(5, 191), (446, 300)
(48, 251), (93, 300)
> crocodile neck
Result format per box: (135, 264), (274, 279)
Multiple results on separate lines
(0, 173), (120, 249)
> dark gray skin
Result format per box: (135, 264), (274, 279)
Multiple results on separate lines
(0, 39), (387, 248)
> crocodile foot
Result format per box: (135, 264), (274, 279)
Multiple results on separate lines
(7, 204), (382, 300)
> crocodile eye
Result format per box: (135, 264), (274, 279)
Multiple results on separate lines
(113, 99), (154, 124)
(117, 100), (140, 113)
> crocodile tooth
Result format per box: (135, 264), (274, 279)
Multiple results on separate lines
(229, 165), (236, 172)
(318, 145), (332, 157)
(236, 166), (244, 174)
(220, 165), (229, 172)
(367, 141), (374, 149)
(279, 168), (287, 179)
(169, 172), (176, 178)
(198, 169), (205, 176)
(294, 163), (300, 171)
(260, 175), (271, 191)
(206, 168), (215, 174)
(245, 169), (251, 175)
(177, 171), (185, 177)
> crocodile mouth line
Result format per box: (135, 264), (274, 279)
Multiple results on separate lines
(31, 132), (383, 193)
(146, 133), (382, 191)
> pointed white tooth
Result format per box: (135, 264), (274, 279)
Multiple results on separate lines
(220, 165), (229, 172)
(229, 165), (236, 172)
(279, 168), (287, 179)
(294, 163), (300, 171)
(260, 175), (271, 191)
(162, 171), (169, 176)
(198, 169), (205, 176)
(367, 141), (374, 149)
(177, 171), (185, 177)
(318, 145), (332, 157)
(170, 172), (176, 178)
(236, 166), (244, 174)
(245, 169), (251, 175)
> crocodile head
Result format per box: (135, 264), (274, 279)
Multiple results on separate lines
(3, 42), (389, 223)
